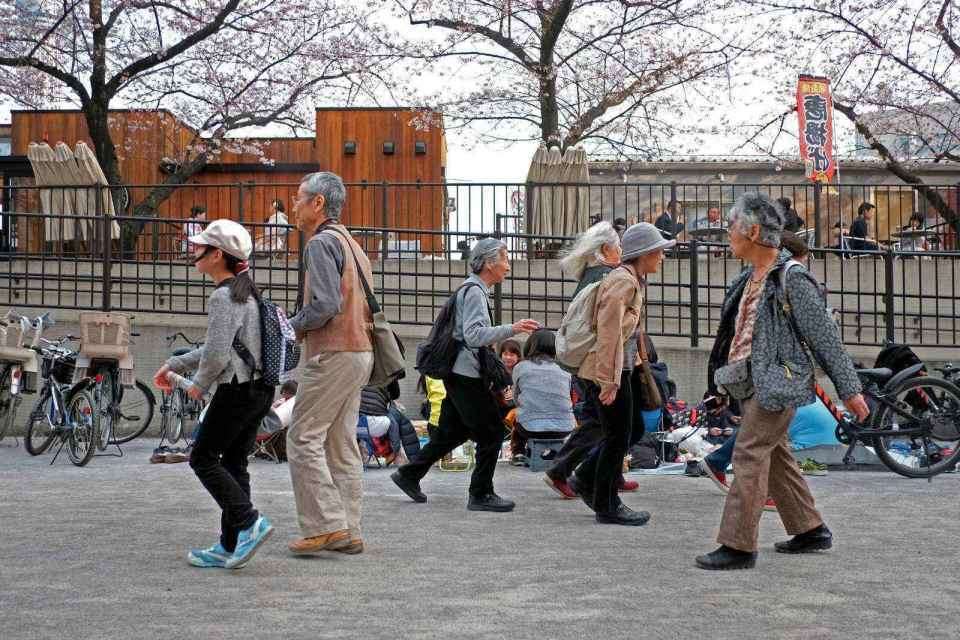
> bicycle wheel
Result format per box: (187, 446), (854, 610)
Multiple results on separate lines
(92, 366), (117, 451)
(66, 390), (98, 467)
(109, 380), (155, 444)
(871, 376), (960, 478)
(0, 365), (13, 441)
(25, 388), (56, 456)
(161, 388), (186, 443)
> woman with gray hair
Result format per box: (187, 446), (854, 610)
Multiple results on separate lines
(696, 192), (868, 571)
(559, 220), (622, 292)
(392, 238), (539, 512)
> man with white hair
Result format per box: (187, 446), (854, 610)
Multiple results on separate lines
(286, 171), (375, 556)
(392, 238), (540, 512)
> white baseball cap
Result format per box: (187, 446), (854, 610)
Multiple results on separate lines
(188, 219), (252, 260)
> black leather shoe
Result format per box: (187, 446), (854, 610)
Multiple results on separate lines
(695, 545), (757, 570)
(467, 493), (515, 512)
(595, 504), (651, 526)
(566, 475), (595, 511)
(774, 524), (833, 554)
(391, 471), (427, 503)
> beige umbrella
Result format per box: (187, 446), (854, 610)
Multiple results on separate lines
(573, 147), (591, 235)
(27, 143), (56, 217)
(541, 146), (564, 238)
(560, 146), (582, 237)
(525, 144), (548, 236)
(74, 142), (120, 239)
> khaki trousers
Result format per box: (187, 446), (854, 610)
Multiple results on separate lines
(717, 398), (823, 552)
(287, 350), (373, 539)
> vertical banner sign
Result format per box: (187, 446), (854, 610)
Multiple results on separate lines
(796, 75), (836, 182)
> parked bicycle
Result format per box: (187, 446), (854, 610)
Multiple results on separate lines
(77, 313), (155, 450)
(934, 363), (960, 386)
(24, 329), (99, 466)
(816, 363), (960, 479)
(0, 310), (42, 442)
(157, 332), (206, 444)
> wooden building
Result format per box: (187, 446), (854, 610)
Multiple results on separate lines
(3, 107), (447, 255)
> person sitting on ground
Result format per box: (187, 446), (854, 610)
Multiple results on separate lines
(263, 380), (298, 434)
(358, 381), (422, 465)
(702, 394), (738, 446)
(508, 329), (576, 465)
(498, 339), (522, 412)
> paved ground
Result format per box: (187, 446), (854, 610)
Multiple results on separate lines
(2, 439), (958, 640)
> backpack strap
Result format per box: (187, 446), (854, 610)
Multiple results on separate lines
(776, 259), (825, 371)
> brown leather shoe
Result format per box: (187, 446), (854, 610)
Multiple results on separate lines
(333, 538), (364, 555)
(288, 530), (351, 555)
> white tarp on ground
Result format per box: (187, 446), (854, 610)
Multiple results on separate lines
(27, 141), (120, 243)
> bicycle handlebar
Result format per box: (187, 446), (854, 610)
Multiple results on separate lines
(165, 332), (203, 347)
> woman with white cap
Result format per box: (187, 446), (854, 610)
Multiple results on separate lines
(568, 222), (675, 526)
(153, 219), (275, 569)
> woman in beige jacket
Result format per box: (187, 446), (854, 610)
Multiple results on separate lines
(570, 223), (674, 526)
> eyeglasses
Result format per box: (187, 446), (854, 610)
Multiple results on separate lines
(191, 245), (217, 265)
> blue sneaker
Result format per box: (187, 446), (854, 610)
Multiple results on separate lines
(225, 515), (273, 569)
(187, 542), (230, 568)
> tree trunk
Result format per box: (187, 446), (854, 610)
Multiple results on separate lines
(83, 98), (123, 188)
(539, 74), (561, 147)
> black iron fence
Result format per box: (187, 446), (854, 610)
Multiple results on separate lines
(1, 181), (959, 349)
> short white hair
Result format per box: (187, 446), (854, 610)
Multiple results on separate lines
(560, 221), (620, 279)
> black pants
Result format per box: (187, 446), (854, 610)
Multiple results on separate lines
(573, 370), (634, 514)
(398, 374), (504, 498)
(549, 370), (644, 481)
(189, 378), (274, 552)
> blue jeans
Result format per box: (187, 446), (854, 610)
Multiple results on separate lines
(705, 432), (736, 472)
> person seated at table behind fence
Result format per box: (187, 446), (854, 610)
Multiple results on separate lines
(254, 199), (289, 253)
(848, 202), (880, 251)
(899, 211), (929, 252)
(182, 206), (206, 255)
(508, 329), (576, 465)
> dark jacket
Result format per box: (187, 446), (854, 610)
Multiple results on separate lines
(360, 385), (390, 417)
(573, 263), (614, 297)
(708, 251), (862, 411)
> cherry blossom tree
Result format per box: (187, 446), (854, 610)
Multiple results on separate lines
(0, 0), (393, 218)
(386, 0), (745, 157)
(733, 0), (960, 233)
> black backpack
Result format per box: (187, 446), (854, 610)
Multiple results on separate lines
(415, 283), (476, 380)
(233, 296), (300, 387)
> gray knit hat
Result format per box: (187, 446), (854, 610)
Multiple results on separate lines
(621, 222), (676, 261)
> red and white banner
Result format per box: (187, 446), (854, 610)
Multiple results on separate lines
(796, 75), (836, 183)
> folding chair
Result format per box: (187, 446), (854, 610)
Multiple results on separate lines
(252, 428), (287, 463)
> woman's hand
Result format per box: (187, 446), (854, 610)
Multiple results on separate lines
(843, 393), (870, 422)
(502, 386), (514, 402)
(153, 365), (172, 392)
(599, 382), (618, 406)
(186, 384), (204, 401)
(512, 319), (540, 335)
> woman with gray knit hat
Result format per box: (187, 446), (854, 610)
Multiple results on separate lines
(392, 238), (539, 512)
(568, 222), (674, 526)
(695, 192), (868, 570)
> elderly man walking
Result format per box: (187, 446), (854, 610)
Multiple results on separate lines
(286, 172), (374, 556)
(696, 193), (869, 570)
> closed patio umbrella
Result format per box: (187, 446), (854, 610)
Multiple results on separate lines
(526, 144), (548, 236)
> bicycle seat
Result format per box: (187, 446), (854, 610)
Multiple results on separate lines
(171, 347), (193, 357)
(856, 367), (893, 383)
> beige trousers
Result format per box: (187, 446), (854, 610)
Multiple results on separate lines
(717, 398), (823, 552)
(287, 350), (373, 539)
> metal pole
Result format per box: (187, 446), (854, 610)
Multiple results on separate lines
(295, 229), (306, 312)
(884, 247), (895, 344)
(689, 238), (699, 347)
(493, 213), (503, 324)
(237, 183), (245, 223)
(381, 181), (389, 260)
(99, 186), (112, 311)
(813, 181), (823, 248)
